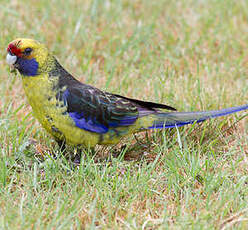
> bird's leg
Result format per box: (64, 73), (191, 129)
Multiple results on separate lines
(55, 140), (96, 165)
(72, 146), (82, 165)
(72, 146), (96, 165)
(56, 140), (81, 165)
(54, 139), (68, 160)
(56, 139), (66, 153)
(55, 140), (82, 166)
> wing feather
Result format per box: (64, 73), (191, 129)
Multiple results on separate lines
(50, 59), (176, 134)
(62, 84), (139, 133)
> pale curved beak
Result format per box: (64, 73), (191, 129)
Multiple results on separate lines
(6, 53), (17, 65)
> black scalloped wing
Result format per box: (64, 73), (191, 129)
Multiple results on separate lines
(63, 84), (140, 133)
(51, 58), (176, 134)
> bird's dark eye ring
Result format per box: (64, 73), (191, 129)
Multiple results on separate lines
(24, 48), (32, 55)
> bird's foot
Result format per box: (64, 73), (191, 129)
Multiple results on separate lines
(71, 152), (82, 165)
(71, 147), (96, 165)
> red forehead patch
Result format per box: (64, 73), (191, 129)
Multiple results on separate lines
(7, 42), (22, 56)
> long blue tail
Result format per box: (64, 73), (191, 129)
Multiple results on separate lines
(149, 104), (248, 129)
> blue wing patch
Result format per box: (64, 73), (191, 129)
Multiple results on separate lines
(62, 89), (138, 134)
(68, 111), (108, 133)
(68, 111), (137, 133)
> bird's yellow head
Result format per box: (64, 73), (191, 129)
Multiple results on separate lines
(6, 38), (50, 76)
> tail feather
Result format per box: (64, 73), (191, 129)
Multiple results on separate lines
(148, 104), (248, 129)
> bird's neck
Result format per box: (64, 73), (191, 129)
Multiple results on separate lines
(37, 54), (57, 74)
(48, 57), (81, 88)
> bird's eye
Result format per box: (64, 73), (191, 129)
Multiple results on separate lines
(23, 48), (32, 55)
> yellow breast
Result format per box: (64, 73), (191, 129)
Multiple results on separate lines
(21, 73), (100, 147)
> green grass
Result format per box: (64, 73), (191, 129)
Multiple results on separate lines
(0, 0), (248, 229)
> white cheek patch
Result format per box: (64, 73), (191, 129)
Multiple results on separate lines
(6, 53), (17, 65)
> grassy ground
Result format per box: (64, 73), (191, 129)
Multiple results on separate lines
(0, 0), (248, 229)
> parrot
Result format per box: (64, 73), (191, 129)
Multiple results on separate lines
(6, 38), (248, 154)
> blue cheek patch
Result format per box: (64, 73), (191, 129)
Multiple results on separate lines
(17, 58), (39, 76)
